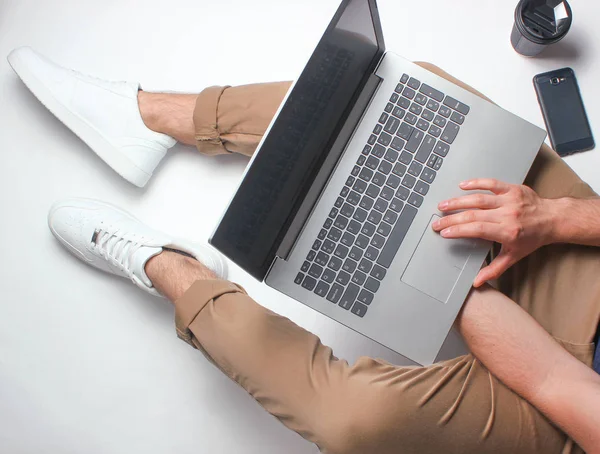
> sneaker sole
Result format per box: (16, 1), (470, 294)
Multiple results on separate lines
(8, 50), (152, 188)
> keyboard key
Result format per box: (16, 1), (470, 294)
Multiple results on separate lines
(400, 73), (410, 84)
(374, 198), (388, 213)
(408, 161), (423, 177)
(384, 103), (394, 113)
(378, 160), (392, 175)
(322, 239), (335, 254)
(408, 192), (424, 208)
(322, 268), (336, 283)
(414, 93), (427, 106)
(371, 234), (385, 249)
(358, 259), (373, 274)
(377, 222), (392, 236)
(329, 207), (339, 219)
(416, 118), (429, 131)
(367, 210), (382, 224)
(441, 123), (460, 144)
(295, 272), (304, 285)
(353, 207), (368, 222)
(356, 234), (370, 249)
(407, 77), (421, 90)
(419, 83), (444, 102)
(329, 256), (342, 271)
(341, 202), (354, 218)
(402, 174), (417, 189)
(364, 246), (379, 261)
(318, 229), (327, 240)
(352, 271), (367, 286)
(433, 157), (443, 170)
(371, 264), (387, 281)
(307, 250), (317, 261)
(384, 116), (401, 135)
(396, 186), (410, 201)
(345, 177), (355, 188)
(422, 109), (435, 122)
(397, 96), (411, 109)
(309, 263), (323, 278)
(347, 191), (361, 206)
(334, 244), (349, 259)
(361, 222), (377, 237)
(383, 209), (398, 224)
(351, 302), (369, 318)
(373, 124), (383, 135)
(364, 277), (381, 293)
(415, 135), (436, 163)
(381, 185), (395, 201)
(372, 144), (386, 158)
(385, 148), (400, 163)
(390, 137), (405, 152)
(336, 270), (351, 286)
(451, 111), (465, 125)
(392, 107), (405, 120)
(405, 113), (418, 125)
(414, 180), (430, 196)
(397, 122), (414, 140)
(409, 103), (423, 116)
(326, 283), (344, 304)
(362, 144), (372, 155)
(399, 151), (412, 165)
(366, 183), (380, 198)
(349, 246), (363, 261)
(390, 92), (400, 103)
(421, 167), (437, 184)
(438, 105), (451, 118)
(314, 281), (330, 298)
(359, 196), (374, 211)
(433, 115), (447, 127)
(301, 261), (310, 272)
(368, 134), (377, 145)
(427, 154), (440, 169)
(302, 275), (317, 291)
(426, 99), (440, 111)
(359, 167), (374, 183)
(377, 205), (418, 268)
(434, 141), (450, 157)
(335, 197), (344, 208)
(341, 186), (350, 197)
(341, 232), (355, 247)
(357, 155), (366, 166)
(358, 289), (374, 305)
(379, 112), (389, 124)
(328, 227), (342, 242)
(377, 132), (393, 147)
(386, 173), (401, 189)
(372, 172), (386, 187)
(429, 125), (442, 138)
(354, 179), (368, 194)
(390, 198), (404, 212)
(340, 283), (360, 310)
(365, 156), (379, 171)
(394, 83), (404, 94)
(343, 258), (358, 274)
(347, 220), (361, 235)
(324, 217), (333, 228)
(315, 251), (329, 267)
(402, 86), (416, 99)
(334, 215), (349, 230)
(405, 129), (425, 153)
(443, 96), (470, 115)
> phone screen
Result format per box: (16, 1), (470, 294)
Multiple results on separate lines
(534, 68), (594, 156)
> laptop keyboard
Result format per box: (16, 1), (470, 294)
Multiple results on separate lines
(294, 73), (470, 318)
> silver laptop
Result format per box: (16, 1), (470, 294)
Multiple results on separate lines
(210, 0), (546, 365)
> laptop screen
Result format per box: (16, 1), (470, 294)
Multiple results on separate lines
(211, 0), (385, 280)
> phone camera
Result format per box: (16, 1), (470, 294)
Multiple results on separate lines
(550, 77), (561, 85)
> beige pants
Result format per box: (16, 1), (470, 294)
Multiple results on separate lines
(177, 63), (600, 453)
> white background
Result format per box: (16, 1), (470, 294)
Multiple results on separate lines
(1, 0), (598, 453)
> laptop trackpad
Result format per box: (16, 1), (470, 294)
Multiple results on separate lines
(401, 215), (473, 303)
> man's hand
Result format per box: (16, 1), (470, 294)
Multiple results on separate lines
(432, 179), (557, 287)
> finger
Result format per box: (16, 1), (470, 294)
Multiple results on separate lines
(438, 193), (499, 212)
(432, 209), (500, 232)
(459, 178), (511, 195)
(473, 253), (514, 287)
(440, 222), (510, 243)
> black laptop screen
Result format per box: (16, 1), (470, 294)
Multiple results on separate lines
(210, 0), (384, 280)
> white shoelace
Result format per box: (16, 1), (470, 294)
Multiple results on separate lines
(91, 228), (146, 282)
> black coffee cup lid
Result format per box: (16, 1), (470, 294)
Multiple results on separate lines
(516, 0), (572, 44)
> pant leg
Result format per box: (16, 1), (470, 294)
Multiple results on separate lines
(175, 280), (586, 454)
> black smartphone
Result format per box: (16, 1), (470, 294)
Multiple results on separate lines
(533, 68), (594, 157)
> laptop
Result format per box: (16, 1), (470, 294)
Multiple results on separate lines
(210, 0), (546, 365)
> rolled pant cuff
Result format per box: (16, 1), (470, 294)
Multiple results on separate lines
(193, 85), (231, 156)
(175, 279), (246, 348)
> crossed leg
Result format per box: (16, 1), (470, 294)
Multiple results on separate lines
(135, 64), (600, 453)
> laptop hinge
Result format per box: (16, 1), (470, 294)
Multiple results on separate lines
(273, 72), (384, 264)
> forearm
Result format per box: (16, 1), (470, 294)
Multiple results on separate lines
(551, 196), (600, 247)
(458, 287), (600, 453)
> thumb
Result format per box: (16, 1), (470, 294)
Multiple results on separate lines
(474, 250), (514, 287)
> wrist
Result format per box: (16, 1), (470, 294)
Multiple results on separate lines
(545, 197), (574, 244)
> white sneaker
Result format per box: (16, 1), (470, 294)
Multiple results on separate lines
(8, 47), (176, 187)
(48, 199), (228, 296)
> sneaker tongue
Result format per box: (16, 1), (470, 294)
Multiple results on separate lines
(131, 246), (163, 287)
